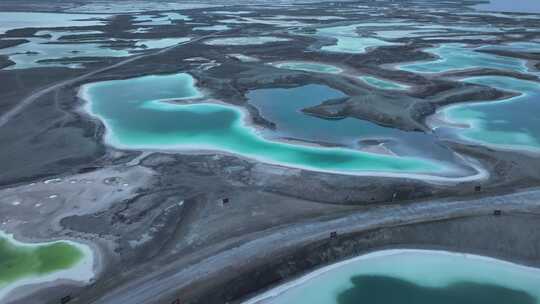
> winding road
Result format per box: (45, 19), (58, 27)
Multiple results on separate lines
(90, 188), (540, 304)
(0, 31), (228, 129)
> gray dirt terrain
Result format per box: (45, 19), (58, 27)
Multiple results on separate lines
(0, 0), (540, 303)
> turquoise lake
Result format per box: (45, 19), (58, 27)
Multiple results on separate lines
(245, 84), (475, 180)
(244, 250), (540, 304)
(81, 73), (479, 178)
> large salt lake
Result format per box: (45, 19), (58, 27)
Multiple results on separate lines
(244, 249), (540, 304)
(245, 84), (467, 170)
(0, 231), (94, 301)
(0, 12), (110, 34)
(81, 73), (481, 180)
(390, 40), (540, 153)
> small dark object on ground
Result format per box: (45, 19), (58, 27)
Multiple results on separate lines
(475, 185), (482, 192)
(222, 198), (229, 204)
(494, 210), (502, 216)
(61, 295), (72, 304)
(330, 231), (338, 239)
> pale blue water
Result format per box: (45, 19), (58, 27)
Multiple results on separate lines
(435, 76), (540, 151)
(475, 0), (540, 13)
(418, 24), (502, 33)
(422, 35), (498, 41)
(81, 73), (475, 178)
(193, 25), (230, 31)
(0, 12), (110, 34)
(480, 42), (540, 52)
(321, 36), (398, 54)
(34, 30), (103, 41)
(312, 21), (502, 54)
(135, 38), (190, 50)
(65, 2), (217, 14)
(398, 44), (527, 73)
(397, 40), (540, 152)
(374, 28), (444, 39)
(315, 24), (401, 54)
(359, 76), (410, 90)
(244, 250), (540, 304)
(272, 62), (343, 74)
(204, 37), (290, 46)
(342, 22), (501, 41)
(0, 38), (131, 69)
(0, 33), (189, 69)
(133, 12), (191, 25)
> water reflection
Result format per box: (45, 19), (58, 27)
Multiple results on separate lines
(474, 0), (540, 13)
(338, 275), (536, 304)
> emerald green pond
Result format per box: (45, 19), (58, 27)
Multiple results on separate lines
(244, 250), (540, 304)
(0, 231), (93, 300)
(82, 73), (480, 179)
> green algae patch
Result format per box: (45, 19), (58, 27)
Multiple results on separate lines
(0, 237), (83, 285)
(0, 231), (94, 301)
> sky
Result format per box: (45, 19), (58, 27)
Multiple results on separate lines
(475, 0), (540, 13)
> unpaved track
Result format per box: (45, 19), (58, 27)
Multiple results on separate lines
(0, 32), (226, 128)
(90, 188), (540, 304)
